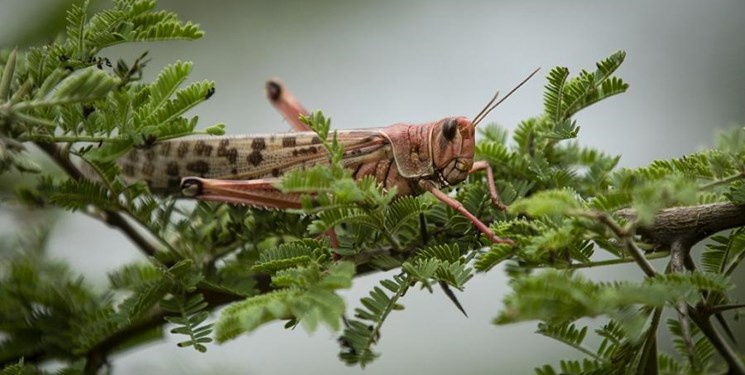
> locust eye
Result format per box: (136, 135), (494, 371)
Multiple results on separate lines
(442, 118), (458, 141)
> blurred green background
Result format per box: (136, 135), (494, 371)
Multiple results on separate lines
(2, 0), (745, 373)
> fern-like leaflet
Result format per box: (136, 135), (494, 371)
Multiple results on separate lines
(338, 274), (411, 367)
(162, 294), (213, 353)
(543, 50), (628, 123)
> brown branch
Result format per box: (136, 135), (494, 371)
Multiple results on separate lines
(603, 203), (745, 373)
(689, 305), (745, 375)
(583, 211), (658, 276)
(615, 204), (745, 374)
(616, 202), (745, 248)
(670, 241), (696, 367)
(81, 275), (273, 374)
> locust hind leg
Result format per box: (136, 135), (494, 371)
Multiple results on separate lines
(264, 79), (342, 248)
(181, 177), (302, 209)
(266, 79), (312, 131)
(181, 177), (341, 248)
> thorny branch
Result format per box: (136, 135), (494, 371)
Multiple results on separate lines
(581, 203), (745, 372)
(618, 204), (745, 374)
(616, 202), (745, 248)
(582, 211), (658, 277)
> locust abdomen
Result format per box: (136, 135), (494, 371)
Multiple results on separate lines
(118, 130), (393, 194)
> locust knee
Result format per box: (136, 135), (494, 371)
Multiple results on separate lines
(181, 177), (204, 197)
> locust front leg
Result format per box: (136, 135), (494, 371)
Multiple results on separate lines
(419, 180), (514, 245)
(469, 160), (508, 211)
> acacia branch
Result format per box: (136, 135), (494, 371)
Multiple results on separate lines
(616, 202), (745, 248)
(616, 203), (745, 374)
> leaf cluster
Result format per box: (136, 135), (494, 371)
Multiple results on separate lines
(471, 52), (745, 373)
(0, 1), (744, 372)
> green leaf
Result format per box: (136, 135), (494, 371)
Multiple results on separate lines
(475, 244), (515, 272)
(138, 79), (215, 132)
(41, 177), (119, 212)
(65, 1), (88, 56)
(144, 61), (192, 117)
(0, 48), (17, 101)
(414, 243), (462, 263)
(725, 180), (745, 204)
(495, 270), (700, 326)
(509, 189), (582, 217)
(84, 139), (134, 162)
(51, 68), (119, 104)
(215, 289), (301, 342)
(162, 293), (214, 352)
(251, 240), (322, 273)
(130, 19), (203, 42)
(205, 123), (225, 135)
(537, 322), (591, 355)
(667, 318), (717, 370)
(0, 140), (41, 174)
(543, 66), (569, 123)
(543, 51), (628, 122)
(339, 274), (411, 367)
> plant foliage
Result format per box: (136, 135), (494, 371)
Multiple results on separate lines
(0, 1), (744, 374)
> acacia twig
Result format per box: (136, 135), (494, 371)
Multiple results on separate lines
(34, 141), (161, 257)
(688, 306), (745, 375)
(586, 211), (657, 277)
(669, 240), (696, 368)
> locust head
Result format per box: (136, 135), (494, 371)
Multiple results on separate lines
(431, 116), (476, 186)
(431, 68), (541, 186)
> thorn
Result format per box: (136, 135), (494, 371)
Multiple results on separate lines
(714, 309), (737, 344)
(439, 281), (467, 317)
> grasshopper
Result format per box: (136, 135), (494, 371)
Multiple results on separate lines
(118, 70), (539, 244)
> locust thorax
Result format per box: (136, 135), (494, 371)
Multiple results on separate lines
(431, 116), (475, 186)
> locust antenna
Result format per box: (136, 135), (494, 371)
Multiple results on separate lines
(471, 90), (500, 128)
(471, 67), (541, 127)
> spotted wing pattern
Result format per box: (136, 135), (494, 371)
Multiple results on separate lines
(119, 130), (388, 192)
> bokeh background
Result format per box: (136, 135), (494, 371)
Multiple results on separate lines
(2, 0), (745, 374)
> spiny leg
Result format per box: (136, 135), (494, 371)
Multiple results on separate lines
(265, 79), (340, 248)
(181, 177), (301, 209)
(419, 180), (513, 245)
(182, 177), (341, 248)
(266, 79), (311, 131)
(469, 160), (507, 211)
